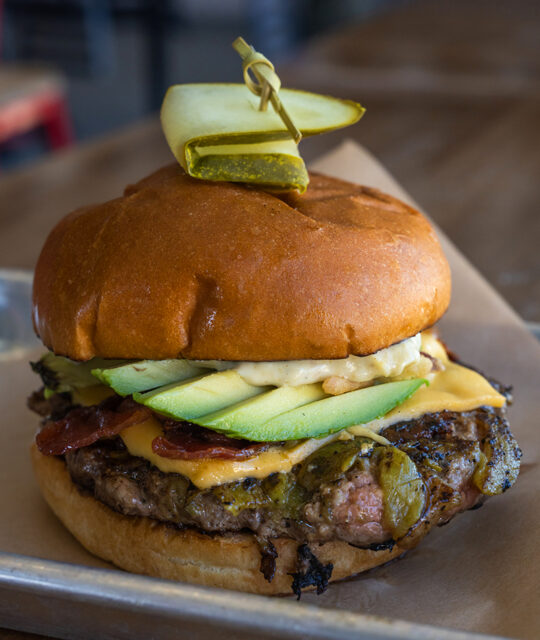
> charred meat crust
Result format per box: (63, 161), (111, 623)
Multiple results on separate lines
(257, 537), (278, 583)
(27, 389), (74, 421)
(290, 544), (333, 600)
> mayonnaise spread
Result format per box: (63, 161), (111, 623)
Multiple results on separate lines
(194, 334), (423, 386)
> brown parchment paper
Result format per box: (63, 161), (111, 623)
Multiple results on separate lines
(1, 141), (538, 639)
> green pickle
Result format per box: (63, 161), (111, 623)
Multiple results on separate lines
(161, 83), (364, 193)
(262, 472), (307, 518)
(299, 439), (425, 540)
(204, 482), (269, 517)
(186, 150), (309, 192)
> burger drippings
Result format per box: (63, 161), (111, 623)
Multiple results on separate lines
(36, 396), (151, 456)
(152, 420), (271, 460)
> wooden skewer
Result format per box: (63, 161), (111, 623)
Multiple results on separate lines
(232, 37), (302, 143)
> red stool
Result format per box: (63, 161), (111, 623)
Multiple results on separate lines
(0, 64), (73, 158)
(0, 0), (73, 161)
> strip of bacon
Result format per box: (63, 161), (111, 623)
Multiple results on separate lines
(36, 397), (151, 456)
(152, 421), (270, 460)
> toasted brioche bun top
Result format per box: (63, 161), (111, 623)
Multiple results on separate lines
(33, 166), (450, 361)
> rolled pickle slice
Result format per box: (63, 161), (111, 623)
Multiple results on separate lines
(161, 83), (364, 192)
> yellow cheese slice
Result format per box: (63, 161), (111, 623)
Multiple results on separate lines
(121, 421), (337, 490)
(348, 333), (505, 437)
(119, 334), (505, 488)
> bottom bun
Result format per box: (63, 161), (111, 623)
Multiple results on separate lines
(31, 443), (409, 595)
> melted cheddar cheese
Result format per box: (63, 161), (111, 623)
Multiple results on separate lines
(348, 332), (505, 436)
(121, 422), (338, 489)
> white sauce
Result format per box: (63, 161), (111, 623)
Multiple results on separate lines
(193, 334), (422, 387)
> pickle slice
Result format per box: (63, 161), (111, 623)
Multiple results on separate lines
(161, 83), (364, 192)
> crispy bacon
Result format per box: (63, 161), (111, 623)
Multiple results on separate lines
(35, 394), (269, 461)
(152, 420), (270, 460)
(36, 397), (151, 456)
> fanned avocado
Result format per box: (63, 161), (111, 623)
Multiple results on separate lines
(92, 359), (205, 396)
(133, 370), (269, 421)
(196, 383), (328, 432)
(190, 379), (427, 441)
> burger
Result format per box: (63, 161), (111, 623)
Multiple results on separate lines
(28, 165), (521, 596)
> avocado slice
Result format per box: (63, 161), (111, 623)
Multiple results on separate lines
(92, 359), (205, 396)
(196, 383), (328, 432)
(133, 370), (270, 420)
(31, 353), (125, 393)
(192, 379), (427, 441)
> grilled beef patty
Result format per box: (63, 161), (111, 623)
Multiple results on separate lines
(60, 404), (520, 548)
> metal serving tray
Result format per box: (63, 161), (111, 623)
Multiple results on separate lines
(1, 145), (538, 640)
(0, 552), (503, 640)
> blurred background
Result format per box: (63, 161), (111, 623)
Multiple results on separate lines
(0, 0), (538, 328)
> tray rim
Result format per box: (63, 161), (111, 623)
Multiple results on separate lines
(0, 551), (506, 640)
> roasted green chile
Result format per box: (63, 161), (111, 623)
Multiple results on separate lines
(200, 438), (426, 542)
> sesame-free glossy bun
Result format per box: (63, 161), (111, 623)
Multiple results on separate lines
(31, 444), (409, 594)
(33, 166), (450, 361)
